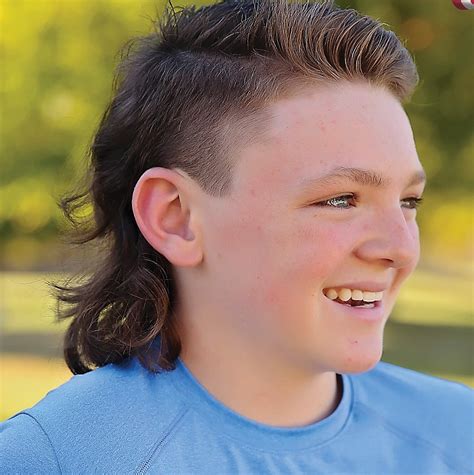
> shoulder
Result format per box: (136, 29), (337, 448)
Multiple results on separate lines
(24, 358), (183, 424)
(353, 360), (473, 413)
(1, 413), (60, 474)
(1, 358), (189, 473)
(350, 360), (473, 468)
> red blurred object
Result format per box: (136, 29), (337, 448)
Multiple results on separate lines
(452, 0), (474, 10)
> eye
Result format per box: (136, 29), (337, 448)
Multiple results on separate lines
(401, 197), (423, 210)
(313, 194), (356, 209)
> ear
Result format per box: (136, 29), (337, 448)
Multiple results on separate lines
(132, 167), (203, 267)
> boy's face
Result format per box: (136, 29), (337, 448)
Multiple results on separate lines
(181, 81), (425, 375)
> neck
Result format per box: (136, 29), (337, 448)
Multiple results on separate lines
(178, 339), (342, 427)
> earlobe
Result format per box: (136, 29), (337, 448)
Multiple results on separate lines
(131, 167), (203, 267)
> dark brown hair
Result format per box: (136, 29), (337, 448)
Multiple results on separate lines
(54, 0), (418, 374)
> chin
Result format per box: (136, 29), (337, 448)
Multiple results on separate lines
(334, 342), (384, 375)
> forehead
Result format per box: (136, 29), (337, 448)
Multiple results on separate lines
(231, 81), (420, 192)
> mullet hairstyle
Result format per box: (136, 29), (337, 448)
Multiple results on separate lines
(54, 0), (418, 374)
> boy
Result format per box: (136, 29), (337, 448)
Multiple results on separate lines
(2, 0), (473, 473)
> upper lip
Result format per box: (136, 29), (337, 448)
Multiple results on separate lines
(323, 282), (389, 292)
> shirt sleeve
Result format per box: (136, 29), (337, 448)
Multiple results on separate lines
(0, 413), (61, 474)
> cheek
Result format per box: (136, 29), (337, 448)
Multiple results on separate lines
(205, 201), (279, 290)
(410, 219), (421, 250)
(249, 222), (353, 315)
(406, 219), (421, 270)
(401, 220), (421, 276)
(207, 199), (263, 251)
(289, 221), (352, 278)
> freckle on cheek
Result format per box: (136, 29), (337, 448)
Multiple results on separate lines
(261, 284), (288, 307)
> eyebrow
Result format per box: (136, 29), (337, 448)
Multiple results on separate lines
(298, 166), (426, 192)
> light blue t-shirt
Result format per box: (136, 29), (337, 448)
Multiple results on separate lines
(1, 356), (473, 474)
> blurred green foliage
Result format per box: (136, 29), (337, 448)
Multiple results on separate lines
(0, 0), (473, 269)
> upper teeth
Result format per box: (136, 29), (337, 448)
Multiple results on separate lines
(325, 288), (383, 302)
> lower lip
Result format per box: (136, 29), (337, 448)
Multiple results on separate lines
(326, 297), (385, 322)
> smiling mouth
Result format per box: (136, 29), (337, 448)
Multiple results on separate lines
(323, 288), (384, 308)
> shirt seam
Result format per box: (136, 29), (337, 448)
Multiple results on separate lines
(17, 412), (63, 475)
(355, 400), (472, 474)
(134, 407), (191, 475)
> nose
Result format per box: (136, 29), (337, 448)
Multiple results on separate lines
(354, 208), (420, 269)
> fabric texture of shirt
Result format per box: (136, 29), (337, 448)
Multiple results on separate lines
(1, 356), (473, 474)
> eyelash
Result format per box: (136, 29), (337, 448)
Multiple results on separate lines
(313, 194), (424, 210)
(401, 197), (424, 209)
